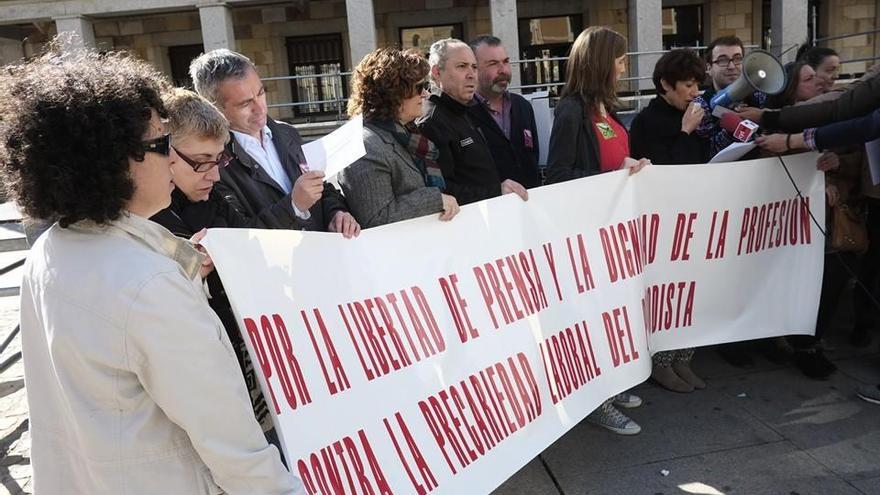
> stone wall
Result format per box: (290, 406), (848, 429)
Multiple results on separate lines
(92, 12), (202, 76)
(7, 0), (877, 121)
(591, 0), (629, 39)
(706, 0), (756, 45)
(822, 0), (877, 73)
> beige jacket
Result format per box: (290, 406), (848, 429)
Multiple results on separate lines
(20, 214), (302, 495)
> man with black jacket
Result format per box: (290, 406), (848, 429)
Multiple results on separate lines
(417, 38), (528, 205)
(468, 35), (542, 189)
(190, 49), (359, 237)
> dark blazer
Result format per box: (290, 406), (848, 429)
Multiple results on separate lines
(216, 119), (348, 231)
(814, 106), (880, 149)
(629, 96), (710, 165)
(417, 92), (502, 205)
(545, 94), (625, 183)
(762, 70), (880, 132)
(338, 123), (443, 228)
(467, 93), (542, 188)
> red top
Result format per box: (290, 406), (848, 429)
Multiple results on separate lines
(593, 114), (630, 173)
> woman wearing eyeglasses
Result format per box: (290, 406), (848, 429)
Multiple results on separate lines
(151, 88), (297, 439)
(0, 49), (301, 493)
(151, 88), (258, 238)
(339, 47), (460, 228)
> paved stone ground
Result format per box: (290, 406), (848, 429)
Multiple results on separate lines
(0, 295), (30, 495)
(1, 266), (878, 494)
(493, 327), (880, 494)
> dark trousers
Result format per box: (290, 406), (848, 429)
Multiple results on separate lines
(854, 197), (880, 330)
(790, 252), (857, 349)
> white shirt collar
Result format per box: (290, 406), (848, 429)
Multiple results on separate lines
(231, 126), (272, 146)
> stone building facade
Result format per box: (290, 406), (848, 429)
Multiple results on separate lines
(0, 0), (874, 122)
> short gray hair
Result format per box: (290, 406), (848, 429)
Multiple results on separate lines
(428, 38), (469, 70)
(162, 88), (230, 143)
(189, 49), (257, 105)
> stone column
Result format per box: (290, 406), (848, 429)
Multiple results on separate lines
(489, 0), (521, 90)
(345, 0), (377, 66)
(771, 0), (808, 64)
(198, 3), (236, 52)
(54, 16), (96, 50)
(627, 0), (662, 92)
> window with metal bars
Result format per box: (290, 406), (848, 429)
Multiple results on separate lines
(285, 34), (347, 117)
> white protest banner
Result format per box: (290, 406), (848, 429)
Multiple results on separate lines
(202, 152), (824, 495)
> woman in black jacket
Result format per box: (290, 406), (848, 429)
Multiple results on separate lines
(628, 49), (709, 393)
(545, 27), (650, 183)
(545, 26), (650, 437)
(150, 89), (299, 441)
(629, 49), (708, 165)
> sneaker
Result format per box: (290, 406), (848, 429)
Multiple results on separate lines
(587, 401), (641, 435)
(793, 348), (836, 380)
(856, 384), (880, 404)
(612, 391), (643, 408)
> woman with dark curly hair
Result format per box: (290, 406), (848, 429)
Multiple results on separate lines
(628, 49), (708, 394)
(0, 48), (300, 494)
(339, 47), (460, 228)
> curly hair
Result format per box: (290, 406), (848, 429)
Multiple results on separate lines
(0, 45), (169, 227)
(347, 47), (429, 121)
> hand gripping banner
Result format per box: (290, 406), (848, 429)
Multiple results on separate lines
(202, 152), (824, 494)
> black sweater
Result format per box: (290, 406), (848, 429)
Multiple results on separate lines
(629, 96), (709, 165)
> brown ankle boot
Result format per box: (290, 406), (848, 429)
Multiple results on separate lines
(651, 365), (694, 393)
(673, 362), (706, 389)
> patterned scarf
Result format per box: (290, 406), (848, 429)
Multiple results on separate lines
(372, 119), (445, 190)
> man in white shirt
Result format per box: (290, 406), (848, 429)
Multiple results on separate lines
(190, 49), (359, 236)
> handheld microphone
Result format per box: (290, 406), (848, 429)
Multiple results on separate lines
(720, 112), (759, 142)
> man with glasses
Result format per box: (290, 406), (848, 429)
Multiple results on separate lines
(693, 36), (769, 158)
(189, 49), (359, 237)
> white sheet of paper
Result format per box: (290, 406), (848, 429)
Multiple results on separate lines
(709, 141), (757, 163)
(301, 115), (366, 177)
(866, 138), (880, 185)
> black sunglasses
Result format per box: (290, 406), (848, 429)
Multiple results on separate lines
(413, 80), (430, 94)
(172, 146), (235, 173)
(142, 133), (172, 156)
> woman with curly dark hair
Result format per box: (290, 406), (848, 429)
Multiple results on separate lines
(339, 47), (460, 228)
(0, 47), (300, 494)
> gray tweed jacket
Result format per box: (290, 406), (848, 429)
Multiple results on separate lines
(339, 122), (444, 228)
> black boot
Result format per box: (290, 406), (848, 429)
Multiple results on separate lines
(850, 327), (872, 348)
(793, 348), (836, 380)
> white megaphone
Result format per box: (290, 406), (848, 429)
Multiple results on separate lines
(710, 50), (785, 109)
